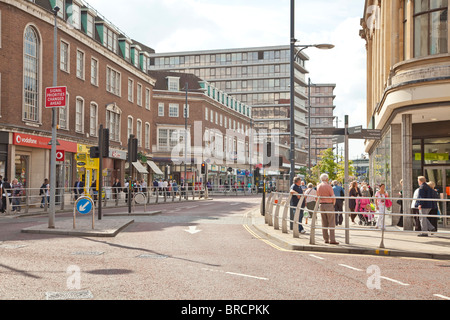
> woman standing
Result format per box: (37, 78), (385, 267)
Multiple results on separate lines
(375, 184), (389, 229)
(349, 181), (361, 224)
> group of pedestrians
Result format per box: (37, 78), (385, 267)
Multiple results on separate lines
(289, 172), (442, 245)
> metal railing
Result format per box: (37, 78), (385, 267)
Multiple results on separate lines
(0, 185), (219, 215)
(261, 192), (450, 249)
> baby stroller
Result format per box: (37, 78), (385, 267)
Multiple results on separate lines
(356, 198), (376, 226)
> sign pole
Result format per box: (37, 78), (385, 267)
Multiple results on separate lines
(49, 7), (59, 229)
(98, 124), (103, 221)
(344, 115), (350, 244)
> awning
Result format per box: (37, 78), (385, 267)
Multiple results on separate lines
(147, 161), (164, 175)
(132, 161), (148, 174)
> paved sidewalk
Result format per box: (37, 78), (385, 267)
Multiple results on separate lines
(249, 209), (450, 260)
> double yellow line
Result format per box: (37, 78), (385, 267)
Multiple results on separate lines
(243, 224), (293, 252)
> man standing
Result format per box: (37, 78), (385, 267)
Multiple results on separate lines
(316, 173), (338, 245)
(290, 177), (305, 234)
(416, 176), (436, 237)
(332, 180), (345, 226)
(73, 178), (85, 201)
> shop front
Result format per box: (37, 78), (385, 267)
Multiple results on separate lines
(12, 133), (77, 195)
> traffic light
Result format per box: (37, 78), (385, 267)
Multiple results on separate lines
(201, 162), (206, 174)
(101, 128), (110, 158)
(128, 137), (138, 162)
(90, 146), (100, 159)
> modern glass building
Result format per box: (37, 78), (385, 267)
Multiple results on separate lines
(149, 45), (311, 173)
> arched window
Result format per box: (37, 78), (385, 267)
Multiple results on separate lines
(23, 26), (40, 122)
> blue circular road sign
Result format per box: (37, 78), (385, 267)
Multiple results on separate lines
(76, 197), (93, 215)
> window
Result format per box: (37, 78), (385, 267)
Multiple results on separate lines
(76, 49), (85, 80)
(137, 83), (142, 106)
(414, 0), (448, 57)
(127, 116), (133, 138)
(167, 77), (180, 91)
(71, 3), (81, 29)
(60, 40), (69, 72)
(169, 103), (179, 117)
(158, 103), (164, 116)
(86, 14), (94, 38)
(90, 58), (98, 86)
(75, 97), (84, 133)
(145, 122), (150, 149)
(145, 88), (151, 110)
(90, 102), (98, 136)
(205, 107), (209, 121)
(128, 78), (134, 102)
(106, 66), (121, 96)
(136, 119), (142, 147)
(103, 26), (118, 54)
(59, 92), (69, 130)
(23, 26), (40, 122)
(55, 0), (64, 19)
(106, 106), (121, 142)
(158, 128), (184, 150)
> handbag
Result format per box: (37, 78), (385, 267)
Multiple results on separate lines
(385, 199), (392, 208)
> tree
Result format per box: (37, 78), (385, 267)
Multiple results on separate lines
(307, 148), (356, 184)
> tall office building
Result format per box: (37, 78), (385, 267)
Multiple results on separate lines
(149, 46), (310, 174)
(308, 83), (337, 166)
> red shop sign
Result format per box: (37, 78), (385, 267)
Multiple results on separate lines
(13, 133), (77, 153)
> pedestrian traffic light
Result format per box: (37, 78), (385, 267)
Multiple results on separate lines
(201, 162), (206, 174)
(90, 146), (100, 159)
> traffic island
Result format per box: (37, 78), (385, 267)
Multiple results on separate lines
(20, 218), (134, 237)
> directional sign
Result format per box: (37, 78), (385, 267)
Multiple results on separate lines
(349, 129), (382, 140)
(332, 135), (345, 144)
(76, 197), (94, 215)
(310, 127), (345, 136)
(348, 126), (363, 135)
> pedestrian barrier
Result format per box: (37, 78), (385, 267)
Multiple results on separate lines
(262, 192), (450, 249)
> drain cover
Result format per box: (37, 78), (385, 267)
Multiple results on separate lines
(45, 290), (94, 300)
(137, 254), (168, 259)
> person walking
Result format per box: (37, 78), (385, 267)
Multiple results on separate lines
(316, 173), (338, 245)
(73, 178), (85, 201)
(112, 178), (121, 203)
(1, 178), (12, 213)
(397, 179), (404, 227)
(332, 180), (345, 226)
(427, 181), (440, 233)
(39, 178), (50, 208)
(375, 183), (389, 230)
(11, 178), (23, 212)
(304, 183), (317, 222)
(415, 176), (436, 237)
(289, 177), (306, 234)
(349, 181), (361, 225)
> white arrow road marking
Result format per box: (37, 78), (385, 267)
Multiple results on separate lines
(184, 226), (202, 234)
(78, 202), (90, 212)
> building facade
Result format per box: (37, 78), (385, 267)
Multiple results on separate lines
(148, 46), (311, 175)
(308, 83), (336, 166)
(360, 0), (450, 226)
(0, 0), (158, 196)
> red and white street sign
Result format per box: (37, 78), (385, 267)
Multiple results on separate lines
(45, 86), (67, 108)
(56, 150), (65, 162)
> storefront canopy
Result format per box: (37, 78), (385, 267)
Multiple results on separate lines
(132, 162), (148, 174)
(147, 161), (163, 175)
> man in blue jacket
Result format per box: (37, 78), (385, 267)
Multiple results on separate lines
(415, 176), (437, 237)
(290, 177), (305, 234)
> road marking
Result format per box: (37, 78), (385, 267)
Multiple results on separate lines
(202, 268), (268, 281)
(380, 276), (409, 286)
(338, 264), (363, 272)
(433, 294), (450, 300)
(184, 226), (202, 234)
(226, 272), (268, 281)
(309, 254), (325, 260)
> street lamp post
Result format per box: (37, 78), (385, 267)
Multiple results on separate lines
(49, 6), (60, 229)
(289, 0), (334, 184)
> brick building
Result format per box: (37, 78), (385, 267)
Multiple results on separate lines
(0, 0), (157, 194)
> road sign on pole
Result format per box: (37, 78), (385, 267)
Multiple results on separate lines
(45, 86), (67, 108)
(73, 196), (95, 230)
(348, 125), (363, 135)
(310, 127), (345, 136)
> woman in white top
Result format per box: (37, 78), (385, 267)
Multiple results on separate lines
(375, 183), (389, 229)
(304, 183), (317, 216)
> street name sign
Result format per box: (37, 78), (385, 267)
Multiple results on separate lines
(349, 129), (382, 140)
(310, 128), (345, 136)
(45, 86), (67, 108)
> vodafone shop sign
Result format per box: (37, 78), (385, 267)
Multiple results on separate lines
(13, 133), (77, 153)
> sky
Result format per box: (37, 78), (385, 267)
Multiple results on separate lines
(88, 0), (368, 159)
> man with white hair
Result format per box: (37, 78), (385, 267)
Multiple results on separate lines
(316, 173), (338, 245)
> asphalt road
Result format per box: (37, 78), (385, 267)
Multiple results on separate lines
(0, 195), (449, 305)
